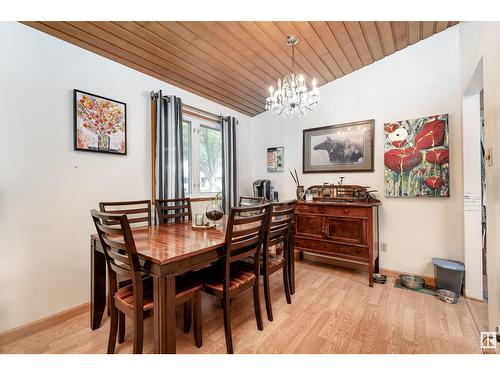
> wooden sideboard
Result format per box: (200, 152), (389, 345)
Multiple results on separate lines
(293, 200), (381, 286)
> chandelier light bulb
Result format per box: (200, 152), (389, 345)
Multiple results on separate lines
(312, 78), (317, 88)
(269, 85), (274, 94)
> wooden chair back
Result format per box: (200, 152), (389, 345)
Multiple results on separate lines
(99, 200), (151, 227)
(266, 200), (297, 247)
(90, 209), (144, 306)
(155, 198), (192, 224)
(239, 196), (265, 207)
(224, 203), (272, 271)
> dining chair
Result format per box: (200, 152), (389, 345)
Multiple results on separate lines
(99, 200), (152, 317)
(247, 200), (297, 321)
(238, 196), (265, 207)
(196, 203), (272, 354)
(99, 199), (152, 227)
(156, 198), (192, 224)
(90, 209), (203, 354)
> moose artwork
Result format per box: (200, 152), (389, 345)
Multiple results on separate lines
(384, 113), (449, 197)
(303, 120), (374, 173)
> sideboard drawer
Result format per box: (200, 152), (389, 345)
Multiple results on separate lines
(324, 206), (369, 218)
(294, 238), (369, 260)
(296, 204), (324, 214)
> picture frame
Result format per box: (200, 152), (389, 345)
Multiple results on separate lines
(267, 146), (284, 172)
(73, 89), (127, 155)
(384, 113), (449, 197)
(303, 119), (374, 173)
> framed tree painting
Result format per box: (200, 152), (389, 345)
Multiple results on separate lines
(384, 113), (449, 197)
(74, 89), (127, 155)
(303, 119), (374, 173)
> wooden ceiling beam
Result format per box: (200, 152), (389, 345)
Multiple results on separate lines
(309, 21), (353, 75)
(375, 21), (396, 56)
(256, 22), (327, 86)
(292, 21), (344, 79)
(359, 22), (384, 61)
(160, 22), (269, 97)
(64, 21), (263, 114)
(327, 22), (364, 70)
(275, 21), (336, 82)
(21, 21), (459, 118)
(391, 21), (409, 51)
(22, 22), (257, 116)
(344, 22), (375, 65)
(84, 21), (265, 111)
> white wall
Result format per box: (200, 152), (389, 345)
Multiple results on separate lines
(459, 21), (500, 330)
(462, 92), (483, 300)
(0, 22), (250, 332)
(247, 27), (463, 279)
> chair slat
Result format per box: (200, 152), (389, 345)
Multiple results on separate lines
(156, 198), (192, 224)
(99, 200), (151, 227)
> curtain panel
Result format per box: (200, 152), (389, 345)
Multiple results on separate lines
(221, 116), (238, 213)
(151, 91), (185, 208)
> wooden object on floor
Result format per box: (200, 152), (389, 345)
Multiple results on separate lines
(244, 200), (297, 321)
(238, 196), (265, 207)
(91, 210), (203, 353)
(294, 198), (381, 286)
(90, 218), (227, 353)
(197, 203), (272, 354)
(156, 198), (192, 224)
(99, 199), (152, 227)
(1, 261), (483, 354)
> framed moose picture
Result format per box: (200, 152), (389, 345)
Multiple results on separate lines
(73, 89), (127, 155)
(303, 119), (374, 173)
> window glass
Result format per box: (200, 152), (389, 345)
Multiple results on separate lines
(199, 125), (222, 193)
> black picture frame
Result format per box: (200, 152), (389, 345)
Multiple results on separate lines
(73, 89), (127, 155)
(303, 119), (375, 173)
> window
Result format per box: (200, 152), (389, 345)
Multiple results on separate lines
(182, 116), (222, 196)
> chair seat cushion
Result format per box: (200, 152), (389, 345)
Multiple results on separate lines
(197, 261), (256, 296)
(114, 275), (202, 311)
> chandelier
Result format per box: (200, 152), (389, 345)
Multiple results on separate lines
(265, 35), (320, 116)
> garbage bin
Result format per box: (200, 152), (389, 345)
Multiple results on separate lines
(432, 258), (465, 295)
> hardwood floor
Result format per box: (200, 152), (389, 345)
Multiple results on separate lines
(0, 259), (483, 354)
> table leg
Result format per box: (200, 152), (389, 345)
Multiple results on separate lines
(90, 241), (106, 330)
(153, 273), (177, 354)
(289, 233), (296, 295)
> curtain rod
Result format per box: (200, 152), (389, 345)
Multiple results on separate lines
(155, 92), (225, 120)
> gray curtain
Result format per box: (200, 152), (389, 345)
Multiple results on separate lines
(221, 116), (238, 213)
(152, 91), (185, 202)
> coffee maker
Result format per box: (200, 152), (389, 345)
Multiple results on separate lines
(253, 179), (271, 200)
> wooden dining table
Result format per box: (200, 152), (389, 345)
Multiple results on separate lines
(90, 217), (295, 354)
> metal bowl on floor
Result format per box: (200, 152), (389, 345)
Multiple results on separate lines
(372, 273), (387, 284)
(399, 274), (426, 290)
(437, 289), (459, 304)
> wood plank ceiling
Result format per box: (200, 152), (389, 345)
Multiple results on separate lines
(23, 21), (458, 117)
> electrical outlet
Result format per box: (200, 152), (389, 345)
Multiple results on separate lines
(380, 242), (388, 252)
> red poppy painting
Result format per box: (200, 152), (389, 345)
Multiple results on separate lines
(74, 89), (127, 154)
(384, 114), (449, 197)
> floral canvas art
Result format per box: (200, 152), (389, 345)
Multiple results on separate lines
(74, 90), (127, 154)
(384, 114), (449, 197)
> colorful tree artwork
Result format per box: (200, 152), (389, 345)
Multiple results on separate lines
(74, 90), (126, 154)
(384, 114), (449, 197)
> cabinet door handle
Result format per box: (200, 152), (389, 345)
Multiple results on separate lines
(344, 209), (349, 214)
(355, 248), (361, 254)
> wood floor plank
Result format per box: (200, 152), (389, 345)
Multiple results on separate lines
(0, 260), (483, 354)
